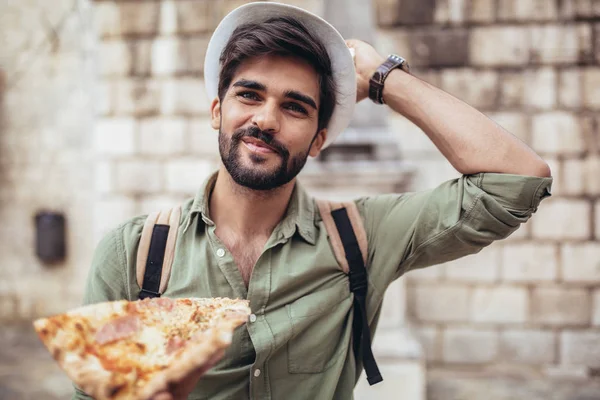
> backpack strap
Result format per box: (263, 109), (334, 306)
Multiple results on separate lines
(316, 200), (383, 386)
(136, 206), (181, 299)
(316, 201), (368, 273)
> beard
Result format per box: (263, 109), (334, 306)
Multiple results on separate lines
(218, 125), (311, 191)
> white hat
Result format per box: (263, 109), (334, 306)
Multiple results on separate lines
(203, 2), (356, 149)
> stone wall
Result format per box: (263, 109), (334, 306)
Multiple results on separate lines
(2, 0), (599, 382)
(0, 0), (95, 319)
(375, 0), (600, 378)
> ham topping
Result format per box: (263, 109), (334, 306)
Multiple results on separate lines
(166, 336), (186, 355)
(131, 297), (175, 313)
(95, 315), (140, 345)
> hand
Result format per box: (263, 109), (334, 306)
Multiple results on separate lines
(149, 350), (225, 400)
(345, 39), (385, 103)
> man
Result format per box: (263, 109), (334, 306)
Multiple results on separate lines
(76, 2), (552, 400)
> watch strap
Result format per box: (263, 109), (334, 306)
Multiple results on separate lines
(368, 54), (409, 104)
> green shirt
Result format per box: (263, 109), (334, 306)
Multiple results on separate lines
(75, 172), (551, 400)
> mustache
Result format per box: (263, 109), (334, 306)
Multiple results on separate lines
(232, 126), (289, 156)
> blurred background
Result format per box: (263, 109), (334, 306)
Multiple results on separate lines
(1, 0), (600, 399)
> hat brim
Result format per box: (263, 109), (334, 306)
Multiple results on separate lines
(203, 2), (356, 149)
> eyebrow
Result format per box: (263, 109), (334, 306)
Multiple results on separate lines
(232, 79), (318, 110)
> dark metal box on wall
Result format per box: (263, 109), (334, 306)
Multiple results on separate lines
(34, 211), (66, 265)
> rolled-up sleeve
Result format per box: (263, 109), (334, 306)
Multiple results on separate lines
(358, 173), (552, 290)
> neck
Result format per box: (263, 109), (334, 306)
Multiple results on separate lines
(209, 166), (295, 237)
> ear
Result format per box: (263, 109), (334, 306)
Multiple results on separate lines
(309, 128), (327, 157)
(210, 98), (221, 130)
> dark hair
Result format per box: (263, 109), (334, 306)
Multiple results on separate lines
(218, 17), (337, 132)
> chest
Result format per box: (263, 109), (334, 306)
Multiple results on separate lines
(220, 234), (269, 286)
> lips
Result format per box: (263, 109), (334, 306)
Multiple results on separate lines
(241, 137), (278, 154)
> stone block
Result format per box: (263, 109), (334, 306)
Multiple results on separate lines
(531, 199), (591, 240)
(470, 27), (529, 66)
(139, 118), (187, 156)
(531, 287), (590, 326)
(410, 284), (470, 322)
(529, 25), (592, 65)
(388, 115), (437, 155)
(94, 161), (112, 194)
(434, 0), (466, 24)
(444, 245), (500, 282)
(498, 72), (525, 107)
(405, 264), (444, 281)
(471, 286), (528, 323)
(500, 329), (555, 364)
(487, 112), (530, 144)
(531, 112), (584, 155)
(131, 40), (152, 77)
(543, 364), (589, 380)
(562, 243), (600, 283)
(440, 69), (498, 109)
(596, 23), (600, 64)
(410, 29), (469, 67)
(377, 30), (412, 63)
(354, 359), (425, 400)
(115, 160), (163, 194)
(523, 68), (556, 110)
(558, 69), (582, 109)
(467, 0), (495, 22)
(114, 79), (161, 116)
(93, 196), (137, 241)
(596, 200), (600, 240)
(175, 0), (216, 34)
(161, 79), (211, 116)
(187, 36), (210, 74)
(544, 157), (562, 195)
(379, 279), (405, 329)
(563, 157), (600, 195)
(574, 0), (600, 17)
(160, 0), (177, 35)
(583, 69), (600, 109)
(561, 330), (600, 367)
(152, 37), (188, 76)
(497, 0), (558, 21)
(190, 118), (219, 156)
(118, 2), (159, 36)
(94, 81), (113, 116)
(593, 290), (600, 326)
(443, 328), (498, 363)
(139, 195), (185, 216)
(409, 158), (461, 191)
(416, 325), (439, 362)
(165, 159), (215, 194)
(93, 118), (136, 155)
(501, 243), (557, 282)
(98, 40), (131, 77)
(93, 1), (120, 38)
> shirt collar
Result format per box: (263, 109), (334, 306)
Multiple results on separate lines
(183, 171), (316, 245)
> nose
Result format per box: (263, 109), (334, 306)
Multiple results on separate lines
(251, 100), (280, 134)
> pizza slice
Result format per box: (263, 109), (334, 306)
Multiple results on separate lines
(33, 297), (250, 400)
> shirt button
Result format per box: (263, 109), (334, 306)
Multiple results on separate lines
(216, 248), (225, 257)
(254, 369), (261, 377)
(249, 314), (257, 323)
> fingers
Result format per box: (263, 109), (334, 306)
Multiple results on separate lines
(149, 392), (173, 400)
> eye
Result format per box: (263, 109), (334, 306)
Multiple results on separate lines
(237, 91), (260, 101)
(284, 102), (308, 115)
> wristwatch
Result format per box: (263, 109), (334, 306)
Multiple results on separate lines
(368, 54), (410, 105)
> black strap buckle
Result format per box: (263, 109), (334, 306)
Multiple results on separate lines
(138, 288), (161, 300)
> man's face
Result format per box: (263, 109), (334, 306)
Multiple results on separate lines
(211, 55), (327, 191)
